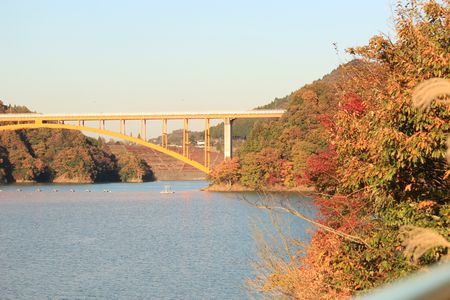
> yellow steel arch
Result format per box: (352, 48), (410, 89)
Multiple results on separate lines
(0, 123), (210, 174)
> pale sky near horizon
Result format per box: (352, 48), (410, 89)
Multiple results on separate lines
(0, 0), (395, 115)
(0, 1), (396, 137)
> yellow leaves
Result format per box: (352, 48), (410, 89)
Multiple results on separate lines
(404, 184), (412, 192)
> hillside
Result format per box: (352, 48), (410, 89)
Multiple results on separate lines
(210, 59), (371, 189)
(107, 143), (222, 180)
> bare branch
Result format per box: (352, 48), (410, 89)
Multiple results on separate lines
(242, 195), (371, 248)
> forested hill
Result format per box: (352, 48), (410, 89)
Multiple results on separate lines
(0, 101), (154, 184)
(208, 94), (291, 140)
(211, 59), (372, 188)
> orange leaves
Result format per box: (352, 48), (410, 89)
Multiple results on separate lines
(209, 157), (241, 185)
(301, 89), (319, 103)
(404, 184), (412, 192)
(417, 200), (437, 210)
(335, 0), (450, 200)
(422, 1), (448, 24)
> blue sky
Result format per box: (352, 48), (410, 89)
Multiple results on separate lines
(0, 0), (393, 116)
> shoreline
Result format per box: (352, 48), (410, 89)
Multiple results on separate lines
(1, 181), (315, 195)
(202, 183), (315, 193)
(0, 178), (208, 186)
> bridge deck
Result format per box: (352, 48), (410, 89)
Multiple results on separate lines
(0, 110), (285, 121)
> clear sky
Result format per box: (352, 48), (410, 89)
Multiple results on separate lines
(0, 0), (395, 115)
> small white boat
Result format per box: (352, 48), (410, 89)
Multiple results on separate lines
(160, 185), (175, 194)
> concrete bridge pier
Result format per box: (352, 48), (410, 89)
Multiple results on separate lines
(224, 118), (234, 159)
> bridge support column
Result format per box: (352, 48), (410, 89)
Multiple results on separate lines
(224, 118), (233, 159)
(162, 119), (168, 148)
(141, 120), (147, 141)
(120, 120), (125, 135)
(183, 118), (189, 157)
(204, 118), (211, 168)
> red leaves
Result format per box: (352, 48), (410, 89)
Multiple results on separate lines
(340, 92), (366, 115)
(305, 147), (338, 192)
(315, 194), (369, 234)
(316, 113), (334, 130)
(306, 149), (336, 176)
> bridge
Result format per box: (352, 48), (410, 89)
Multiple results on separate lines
(0, 110), (284, 174)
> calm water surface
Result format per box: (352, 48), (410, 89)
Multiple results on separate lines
(0, 181), (315, 299)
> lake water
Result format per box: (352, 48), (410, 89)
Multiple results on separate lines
(0, 181), (315, 299)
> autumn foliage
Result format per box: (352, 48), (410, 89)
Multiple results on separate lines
(209, 157), (241, 186)
(211, 61), (357, 190)
(304, 147), (338, 193)
(219, 0), (450, 298)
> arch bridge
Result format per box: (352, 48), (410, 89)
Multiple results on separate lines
(0, 111), (284, 174)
